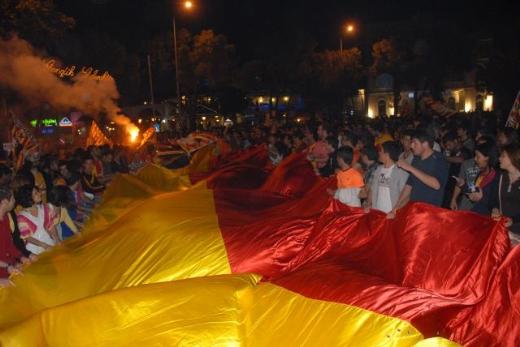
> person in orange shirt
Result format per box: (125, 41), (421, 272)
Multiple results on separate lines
(329, 146), (364, 207)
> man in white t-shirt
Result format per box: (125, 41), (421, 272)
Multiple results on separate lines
(368, 141), (409, 213)
(375, 165), (394, 212)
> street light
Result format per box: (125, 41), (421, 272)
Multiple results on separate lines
(172, 0), (194, 130)
(340, 22), (356, 52)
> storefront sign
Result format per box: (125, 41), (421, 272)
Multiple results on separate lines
(41, 118), (58, 127)
(59, 117), (73, 127)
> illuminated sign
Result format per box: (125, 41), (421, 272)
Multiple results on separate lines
(41, 118), (58, 127)
(46, 59), (112, 81)
(31, 118), (73, 127)
(59, 117), (73, 127)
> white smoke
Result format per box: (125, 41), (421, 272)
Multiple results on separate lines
(0, 36), (137, 134)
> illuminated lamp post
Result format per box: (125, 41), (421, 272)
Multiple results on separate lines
(172, 1), (194, 130)
(340, 22), (356, 53)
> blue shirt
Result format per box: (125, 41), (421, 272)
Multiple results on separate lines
(407, 152), (449, 206)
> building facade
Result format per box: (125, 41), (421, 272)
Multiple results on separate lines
(351, 71), (494, 118)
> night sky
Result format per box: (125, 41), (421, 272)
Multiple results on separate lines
(55, 0), (519, 62)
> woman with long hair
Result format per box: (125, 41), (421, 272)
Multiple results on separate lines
(466, 142), (499, 215)
(49, 185), (79, 240)
(15, 185), (59, 255)
(493, 144), (520, 244)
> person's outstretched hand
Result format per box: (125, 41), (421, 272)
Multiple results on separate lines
(387, 209), (397, 219)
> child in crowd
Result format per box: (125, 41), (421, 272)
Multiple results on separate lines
(330, 146), (365, 207)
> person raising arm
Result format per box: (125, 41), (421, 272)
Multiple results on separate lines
(388, 128), (449, 218)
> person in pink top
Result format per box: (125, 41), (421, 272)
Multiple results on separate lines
(15, 185), (60, 255)
(307, 123), (334, 174)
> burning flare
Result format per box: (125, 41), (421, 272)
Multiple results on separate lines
(128, 125), (140, 143)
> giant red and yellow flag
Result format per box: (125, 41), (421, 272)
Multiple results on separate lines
(0, 145), (518, 346)
(85, 121), (113, 147)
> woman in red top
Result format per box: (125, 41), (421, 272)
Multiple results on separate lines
(0, 187), (26, 286)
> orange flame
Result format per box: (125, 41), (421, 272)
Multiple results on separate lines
(128, 125), (140, 144)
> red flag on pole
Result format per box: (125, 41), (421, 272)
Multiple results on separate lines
(10, 115), (38, 171)
(85, 121), (113, 147)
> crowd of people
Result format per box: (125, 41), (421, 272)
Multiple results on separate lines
(0, 144), (131, 286)
(221, 112), (520, 243)
(1, 111), (520, 286)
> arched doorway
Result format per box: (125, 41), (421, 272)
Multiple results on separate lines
(378, 99), (387, 117)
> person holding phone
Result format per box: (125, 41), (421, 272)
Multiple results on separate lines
(461, 142), (499, 215)
(450, 136), (495, 211)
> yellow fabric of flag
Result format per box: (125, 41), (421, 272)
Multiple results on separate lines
(0, 272), (457, 347)
(0, 161), (460, 347)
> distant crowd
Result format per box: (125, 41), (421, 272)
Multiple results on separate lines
(219, 112), (520, 242)
(1, 111), (520, 286)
